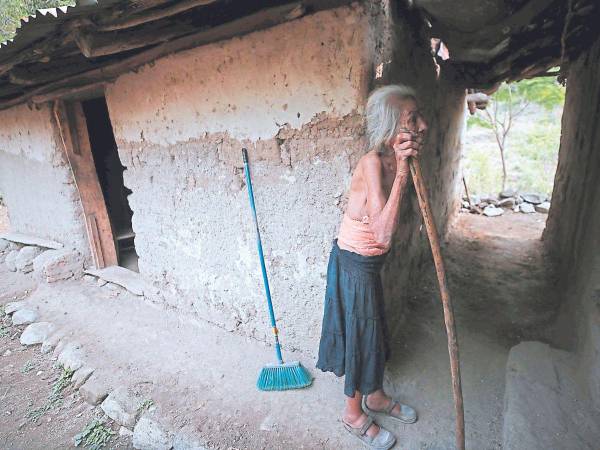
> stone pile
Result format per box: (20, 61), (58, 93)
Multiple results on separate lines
(461, 190), (551, 218)
(0, 238), (83, 282)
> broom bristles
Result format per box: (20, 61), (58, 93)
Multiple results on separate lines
(257, 361), (312, 391)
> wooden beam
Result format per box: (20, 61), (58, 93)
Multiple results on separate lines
(96, 0), (218, 31)
(74, 20), (199, 58)
(32, 81), (107, 103)
(7, 56), (100, 86)
(0, 2), (304, 110)
(53, 100), (118, 268)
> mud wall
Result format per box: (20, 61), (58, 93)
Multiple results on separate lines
(104, 3), (465, 353)
(544, 37), (600, 406)
(0, 103), (88, 253)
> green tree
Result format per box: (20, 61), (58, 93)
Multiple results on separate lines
(468, 77), (565, 192)
(0, 0), (74, 43)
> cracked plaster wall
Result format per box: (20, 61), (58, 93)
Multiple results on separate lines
(544, 36), (600, 407)
(104, 3), (466, 353)
(0, 103), (88, 254)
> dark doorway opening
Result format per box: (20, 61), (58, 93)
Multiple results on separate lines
(81, 96), (138, 272)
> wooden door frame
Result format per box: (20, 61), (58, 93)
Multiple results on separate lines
(53, 98), (118, 268)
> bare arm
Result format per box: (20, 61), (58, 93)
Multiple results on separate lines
(364, 132), (420, 247)
(364, 159), (410, 247)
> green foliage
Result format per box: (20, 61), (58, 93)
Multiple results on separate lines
(468, 77), (565, 129)
(26, 364), (74, 422)
(0, 325), (9, 338)
(21, 359), (35, 373)
(137, 398), (154, 414)
(463, 109), (561, 196)
(0, 0), (75, 43)
(74, 418), (115, 450)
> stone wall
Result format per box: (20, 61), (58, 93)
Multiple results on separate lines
(102, 3), (465, 353)
(543, 36), (600, 406)
(0, 103), (88, 254)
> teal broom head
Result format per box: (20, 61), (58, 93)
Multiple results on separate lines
(257, 361), (313, 391)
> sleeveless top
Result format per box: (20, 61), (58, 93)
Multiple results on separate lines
(337, 212), (390, 256)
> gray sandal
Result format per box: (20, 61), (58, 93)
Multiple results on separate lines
(342, 416), (396, 450)
(363, 397), (418, 424)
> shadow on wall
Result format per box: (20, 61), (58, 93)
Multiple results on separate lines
(377, 7), (466, 336)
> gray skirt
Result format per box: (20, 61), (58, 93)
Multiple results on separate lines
(316, 239), (391, 397)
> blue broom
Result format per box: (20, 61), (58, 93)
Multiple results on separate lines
(242, 148), (312, 391)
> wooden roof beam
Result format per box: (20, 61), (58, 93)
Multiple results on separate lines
(0, 2), (304, 110)
(96, 0), (219, 32)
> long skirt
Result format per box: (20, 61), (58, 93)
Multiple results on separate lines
(316, 239), (391, 397)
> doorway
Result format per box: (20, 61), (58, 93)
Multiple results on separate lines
(54, 95), (138, 272)
(81, 97), (138, 272)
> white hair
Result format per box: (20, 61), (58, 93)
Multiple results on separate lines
(366, 84), (416, 154)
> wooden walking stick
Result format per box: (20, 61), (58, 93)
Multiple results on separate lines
(409, 158), (465, 450)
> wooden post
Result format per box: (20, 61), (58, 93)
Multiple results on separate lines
(409, 158), (465, 450)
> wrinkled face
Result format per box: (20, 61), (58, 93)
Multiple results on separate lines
(388, 97), (428, 149)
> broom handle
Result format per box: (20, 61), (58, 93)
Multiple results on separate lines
(242, 148), (284, 364)
(409, 158), (465, 450)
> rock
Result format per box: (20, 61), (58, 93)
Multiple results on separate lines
(97, 278), (107, 287)
(461, 200), (470, 208)
(4, 301), (26, 314)
(478, 201), (489, 208)
(521, 193), (544, 205)
(79, 375), (110, 405)
(58, 342), (85, 371)
(72, 367), (94, 389)
(483, 205), (504, 217)
(41, 332), (63, 354)
(513, 205), (520, 213)
(101, 387), (141, 429)
(83, 274), (95, 282)
(520, 203), (535, 214)
(133, 416), (173, 450)
(0, 238), (9, 252)
(119, 426), (134, 438)
(497, 197), (516, 208)
(535, 201), (550, 214)
(12, 308), (38, 325)
(172, 428), (209, 450)
(500, 189), (517, 198)
(33, 249), (83, 282)
(5, 250), (18, 271)
(15, 246), (43, 273)
(20, 322), (52, 345)
(481, 196), (498, 205)
(3, 349), (12, 357)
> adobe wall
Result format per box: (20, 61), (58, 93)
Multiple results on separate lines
(544, 36), (600, 406)
(0, 103), (88, 253)
(104, 4), (465, 353)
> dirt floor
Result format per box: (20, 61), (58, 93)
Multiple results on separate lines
(0, 209), (557, 449)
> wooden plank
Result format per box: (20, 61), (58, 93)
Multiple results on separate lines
(97, 0), (218, 31)
(85, 266), (146, 296)
(53, 99), (118, 269)
(0, 232), (63, 249)
(0, 2), (304, 110)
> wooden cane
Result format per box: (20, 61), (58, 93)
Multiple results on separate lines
(409, 158), (465, 450)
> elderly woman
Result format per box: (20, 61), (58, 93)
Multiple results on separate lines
(316, 85), (428, 449)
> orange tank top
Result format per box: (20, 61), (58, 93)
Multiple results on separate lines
(337, 212), (390, 256)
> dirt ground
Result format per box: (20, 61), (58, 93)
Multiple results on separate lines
(0, 209), (556, 449)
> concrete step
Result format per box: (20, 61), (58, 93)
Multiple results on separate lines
(502, 341), (600, 450)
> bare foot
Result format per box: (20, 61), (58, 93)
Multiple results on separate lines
(365, 390), (402, 416)
(342, 412), (380, 438)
